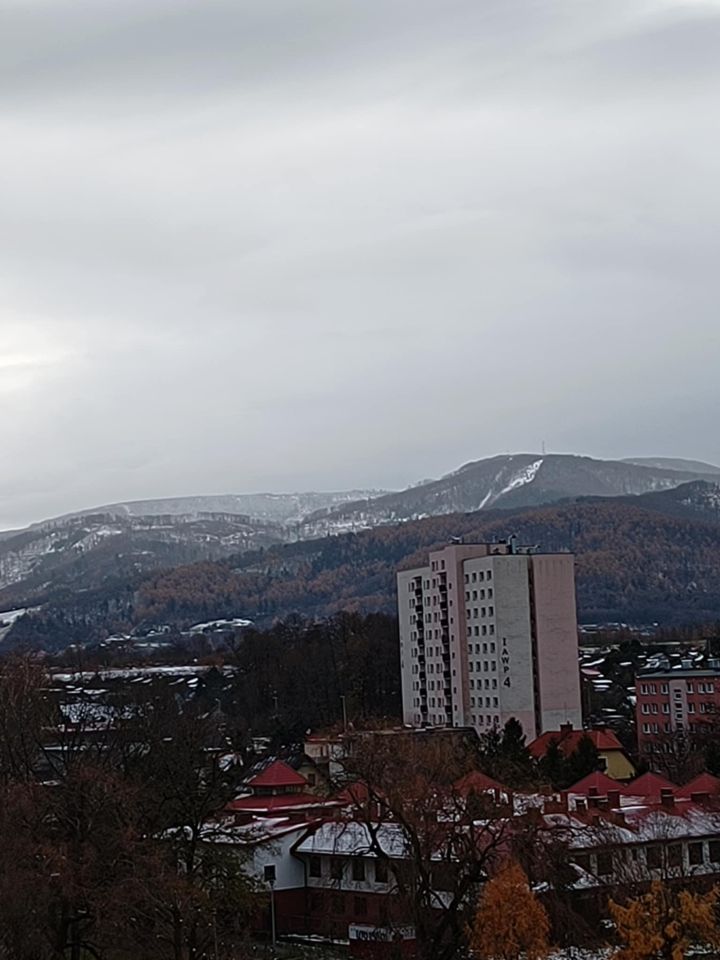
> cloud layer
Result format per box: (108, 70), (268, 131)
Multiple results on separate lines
(1, 0), (719, 527)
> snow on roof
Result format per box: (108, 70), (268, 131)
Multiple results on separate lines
(52, 665), (228, 683)
(295, 820), (409, 859)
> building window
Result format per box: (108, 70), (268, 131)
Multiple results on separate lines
(352, 859), (366, 882)
(646, 846), (662, 869)
(689, 842), (704, 866)
(330, 859), (344, 880)
(309, 856), (322, 878)
(709, 841), (720, 864)
(596, 852), (612, 876)
(667, 845), (683, 869)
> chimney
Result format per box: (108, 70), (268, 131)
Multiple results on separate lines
(560, 722), (574, 736)
(660, 788), (675, 809)
(588, 786), (599, 797)
(607, 790), (621, 809)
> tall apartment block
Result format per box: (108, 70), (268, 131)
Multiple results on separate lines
(397, 540), (582, 740)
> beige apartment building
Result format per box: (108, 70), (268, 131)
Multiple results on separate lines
(397, 539), (582, 740)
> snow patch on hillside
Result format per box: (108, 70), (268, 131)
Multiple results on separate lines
(499, 458), (544, 497)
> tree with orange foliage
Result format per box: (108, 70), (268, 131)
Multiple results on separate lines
(609, 880), (720, 960)
(469, 861), (550, 960)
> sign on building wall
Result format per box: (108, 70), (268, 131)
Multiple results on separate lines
(349, 925), (416, 942)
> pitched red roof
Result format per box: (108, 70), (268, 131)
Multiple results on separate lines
(566, 771), (622, 796)
(246, 760), (308, 789)
(226, 792), (335, 813)
(677, 773), (720, 798)
(625, 771), (677, 798)
(334, 781), (372, 806)
(529, 727), (624, 759)
(454, 771), (506, 796)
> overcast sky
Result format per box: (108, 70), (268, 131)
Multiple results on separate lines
(2, 0), (719, 529)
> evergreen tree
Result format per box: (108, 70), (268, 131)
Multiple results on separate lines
(564, 734), (601, 786)
(539, 738), (565, 789)
(479, 719), (537, 787)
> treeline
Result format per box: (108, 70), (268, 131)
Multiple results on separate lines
(215, 612), (402, 744)
(0, 659), (257, 960)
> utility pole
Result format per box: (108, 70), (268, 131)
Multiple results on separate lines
(264, 864), (277, 955)
(341, 694), (348, 732)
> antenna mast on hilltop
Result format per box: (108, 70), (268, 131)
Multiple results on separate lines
(541, 440), (547, 456)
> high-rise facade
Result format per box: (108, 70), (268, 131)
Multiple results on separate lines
(397, 540), (582, 740)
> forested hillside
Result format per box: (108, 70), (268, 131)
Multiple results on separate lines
(8, 483), (720, 650)
(135, 497), (720, 626)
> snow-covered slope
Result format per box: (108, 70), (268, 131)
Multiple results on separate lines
(297, 454), (720, 537)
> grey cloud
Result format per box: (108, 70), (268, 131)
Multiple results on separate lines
(1, 0), (719, 528)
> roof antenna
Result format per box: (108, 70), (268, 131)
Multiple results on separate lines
(542, 440), (546, 456)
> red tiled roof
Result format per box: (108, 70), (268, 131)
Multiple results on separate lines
(454, 771), (506, 796)
(529, 727), (624, 759)
(677, 773), (720, 798)
(226, 792), (335, 812)
(334, 781), (372, 805)
(625, 771), (677, 798)
(566, 771), (623, 796)
(246, 760), (308, 789)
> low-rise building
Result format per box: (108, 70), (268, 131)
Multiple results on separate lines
(635, 661), (720, 756)
(529, 722), (635, 780)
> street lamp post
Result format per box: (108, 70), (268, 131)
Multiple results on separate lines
(264, 864), (277, 954)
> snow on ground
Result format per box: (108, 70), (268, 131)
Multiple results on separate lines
(0, 607), (30, 643)
(498, 458), (544, 497)
(51, 665), (233, 683)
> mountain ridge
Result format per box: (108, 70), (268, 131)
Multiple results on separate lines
(6, 478), (720, 650)
(2, 453), (719, 629)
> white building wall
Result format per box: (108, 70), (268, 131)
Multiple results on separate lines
(248, 828), (309, 891)
(492, 556), (537, 739)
